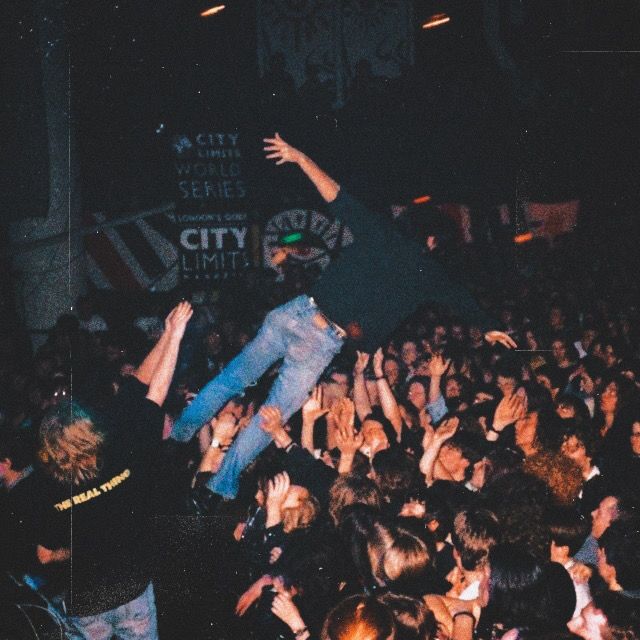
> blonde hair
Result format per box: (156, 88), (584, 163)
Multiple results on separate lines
(282, 489), (320, 533)
(39, 403), (103, 485)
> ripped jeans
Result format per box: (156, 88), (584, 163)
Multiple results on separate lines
(171, 295), (344, 498)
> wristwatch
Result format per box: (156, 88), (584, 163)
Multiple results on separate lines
(210, 438), (221, 449)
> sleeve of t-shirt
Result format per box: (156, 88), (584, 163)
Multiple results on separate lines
(327, 189), (393, 241)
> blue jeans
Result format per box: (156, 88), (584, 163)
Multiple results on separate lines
(171, 295), (344, 498)
(67, 582), (158, 640)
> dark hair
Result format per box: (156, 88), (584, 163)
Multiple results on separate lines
(560, 419), (599, 460)
(371, 448), (418, 504)
(485, 545), (546, 632)
(599, 516), (640, 591)
(580, 355), (605, 384)
(451, 508), (499, 571)
(535, 365), (565, 392)
(378, 593), (436, 640)
(546, 506), (590, 557)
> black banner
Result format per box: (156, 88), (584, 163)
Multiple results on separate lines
(171, 130), (251, 282)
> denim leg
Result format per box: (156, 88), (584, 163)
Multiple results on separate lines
(171, 308), (287, 442)
(114, 583), (159, 640)
(208, 317), (342, 498)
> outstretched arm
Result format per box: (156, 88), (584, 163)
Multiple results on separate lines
(146, 301), (193, 406)
(264, 133), (339, 203)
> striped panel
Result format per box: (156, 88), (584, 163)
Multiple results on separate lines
(118, 221), (166, 279)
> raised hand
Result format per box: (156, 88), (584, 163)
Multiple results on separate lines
(165, 300), (193, 340)
(266, 472), (291, 510)
(331, 397), (356, 432)
(302, 386), (328, 424)
(259, 406), (284, 436)
(428, 353), (451, 378)
(211, 413), (239, 447)
(335, 415), (364, 457)
(353, 351), (370, 376)
(434, 416), (460, 443)
(493, 393), (527, 431)
(484, 330), (517, 349)
(372, 348), (384, 379)
(263, 133), (303, 166)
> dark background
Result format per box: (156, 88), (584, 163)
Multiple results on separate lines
(3, 0), (640, 219)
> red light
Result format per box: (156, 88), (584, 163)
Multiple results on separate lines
(513, 232), (534, 244)
(413, 195), (432, 205)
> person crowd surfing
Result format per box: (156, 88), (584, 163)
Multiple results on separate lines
(171, 134), (515, 513)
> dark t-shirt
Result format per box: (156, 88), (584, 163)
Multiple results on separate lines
(26, 378), (163, 616)
(310, 190), (494, 351)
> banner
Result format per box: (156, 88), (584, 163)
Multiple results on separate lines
(171, 130), (251, 282)
(263, 207), (353, 271)
(175, 211), (250, 282)
(257, 0), (414, 106)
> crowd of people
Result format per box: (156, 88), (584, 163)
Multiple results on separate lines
(1, 139), (639, 640)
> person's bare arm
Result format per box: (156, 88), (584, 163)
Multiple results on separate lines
(146, 301), (193, 406)
(134, 310), (174, 384)
(301, 387), (328, 454)
(264, 133), (339, 203)
(372, 349), (402, 440)
(419, 417), (459, 486)
(353, 351), (373, 422)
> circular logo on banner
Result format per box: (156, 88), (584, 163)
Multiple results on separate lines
(263, 208), (353, 271)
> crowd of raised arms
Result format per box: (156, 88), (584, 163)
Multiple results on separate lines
(1, 145), (640, 640)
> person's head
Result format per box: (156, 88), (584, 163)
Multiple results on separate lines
(579, 356), (606, 397)
(598, 373), (637, 418)
(598, 516), (640, 592)
(0, 429), (35, 488)
(371, 449), (417, 505)
(535, 365), (564, 399)
(629, 418), (640, 456)
(579, 326), (599, 352)
(551, 337), (576, 366)
(277, 483), (320, 534)
(435, 432), (483, 482)
(560, 421), (599, 475)
(321, 595), (395, 640)
(401, 341), (419, 368)
(380, 529), (431, 595)
(451, 508), (499, 572)
(361, 417), (391, 457)
(38, 401), (104, 485)
(323, 368), (352, 404)
(547, 506), (590, 562)
(406, 378), (429, 412)
(377, 593), (436, 640)
(383, 357), (402, 387)
(329, 474), (383, 527)
(555, 395), (591, 424)
(486, 544), (546, 632)
(600, 339), (625, 370)
(523, 451), (584, 506)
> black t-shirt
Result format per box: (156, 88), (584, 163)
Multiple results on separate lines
(27, 377), (163, 616)
(310, 190), (494, 351)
